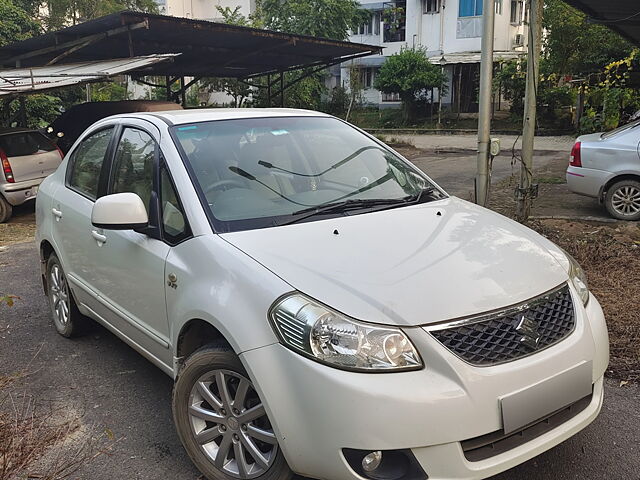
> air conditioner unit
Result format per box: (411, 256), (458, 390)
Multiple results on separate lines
(513, 34), (524, 47)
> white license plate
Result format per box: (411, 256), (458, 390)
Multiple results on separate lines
(500, 361), (592, 434)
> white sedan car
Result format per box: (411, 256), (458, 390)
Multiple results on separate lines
(36, 109), (609, 480)
(567, 120), (640, 220)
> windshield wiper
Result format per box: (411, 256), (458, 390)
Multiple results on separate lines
(274, 188), (440, 227)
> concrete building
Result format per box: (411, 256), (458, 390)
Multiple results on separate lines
(343, 0), (527, 112)
(155, 0), (254, 22)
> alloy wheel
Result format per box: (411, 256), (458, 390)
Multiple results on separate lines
(50, 263), (70, 328)
(611, 185), (640, 217)
(188, 369), (278, 479)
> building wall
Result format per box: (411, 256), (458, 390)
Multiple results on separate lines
(157, 0), (253, 21)
(340, 0), (527, 110)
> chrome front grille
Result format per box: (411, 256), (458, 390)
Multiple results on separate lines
(428, 284), (575, 366)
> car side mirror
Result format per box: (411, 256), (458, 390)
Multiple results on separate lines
(91, 192), (149, 230)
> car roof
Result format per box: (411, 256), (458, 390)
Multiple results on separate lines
(113, 108), (331, 126)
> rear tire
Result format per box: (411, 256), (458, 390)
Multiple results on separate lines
(173, 345), (293, 480)
(0, 196), (12, 223)
(46, 254), (89, 337)
(604, 179), (640, 221)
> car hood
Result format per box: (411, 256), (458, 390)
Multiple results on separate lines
(220, 197), (569, 326)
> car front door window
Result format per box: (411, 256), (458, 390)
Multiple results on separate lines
(111, 128), (155, 212)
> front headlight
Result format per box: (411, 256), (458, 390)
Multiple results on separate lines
(565, 251), (590, 306)
(269, 293), (422, 372)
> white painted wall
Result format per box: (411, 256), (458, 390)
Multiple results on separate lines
(157, 0), (253, 21)
(342, 0), (527, 108)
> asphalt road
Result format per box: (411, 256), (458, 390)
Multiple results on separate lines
(1, 244), (639, 480)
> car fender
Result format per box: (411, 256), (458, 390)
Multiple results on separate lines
(166, 234), (290, 369)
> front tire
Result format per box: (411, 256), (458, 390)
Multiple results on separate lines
(173, 345), (292, 480)
(605, 179), (640, 221)
(0, 196), (12, 223)
(46, 254), (89, 337)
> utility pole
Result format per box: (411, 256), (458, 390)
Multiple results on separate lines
(475, 0), (496, 206)
(516, 0), (543, 221)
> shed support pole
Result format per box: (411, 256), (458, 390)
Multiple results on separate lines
(475, 0), (496, 206)
(165, 76), (171, 101)
(279, 72), (284, 108)
(180, 77), (186, 107)
(18, 96), (27, 128)
(267, 74), (271, 107)
(516, 0), (543, 222)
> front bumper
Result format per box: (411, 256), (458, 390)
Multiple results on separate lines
(1, 178), (43, 206)
(240, 289), (609, 480)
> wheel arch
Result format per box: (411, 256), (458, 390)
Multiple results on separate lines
(39, 239), (56, 294)
(175, 318), (233, 371)
(599, 173), (640, 200)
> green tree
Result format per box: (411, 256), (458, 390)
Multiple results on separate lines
(0, 0), (40, 46)
(374, 48), (447, 122)
(215, 5), (250, 26)
(543, 0), (633, 76)
(41, 0), (158, 31)
(255, 0), (368, 41)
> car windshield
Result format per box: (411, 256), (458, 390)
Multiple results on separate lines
(172, 116), (444, 232)
(601, 119), (640, 139)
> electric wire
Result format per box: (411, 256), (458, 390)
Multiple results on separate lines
(590, 10), (640, 24)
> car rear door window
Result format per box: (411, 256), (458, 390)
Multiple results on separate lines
(67, 128), (114, 200)
(111, 128), (155, 212)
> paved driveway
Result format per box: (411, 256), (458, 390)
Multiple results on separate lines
(1, 245), (639, 480)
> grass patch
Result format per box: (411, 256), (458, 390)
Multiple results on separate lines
(535, 176), (566, 184)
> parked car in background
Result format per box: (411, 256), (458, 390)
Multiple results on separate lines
(36, 109), (609, 480)
(0, 128), (63, 222)
(46, 100), (182, 153)
(567, 120), (640, 221)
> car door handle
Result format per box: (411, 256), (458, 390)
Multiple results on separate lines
(51, 208), (63, 219)
(91, 230), (107, 244)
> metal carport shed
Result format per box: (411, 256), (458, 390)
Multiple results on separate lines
(0, 11), (381, 104)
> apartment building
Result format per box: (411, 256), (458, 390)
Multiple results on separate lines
(344, 0), (528, 112)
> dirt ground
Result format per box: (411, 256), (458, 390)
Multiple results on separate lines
(0, 203), (36, 248)
(529, 219), (640, 382)
(482, 163), (640, 382)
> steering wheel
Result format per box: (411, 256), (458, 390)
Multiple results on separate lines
(204, 179), (246, 195)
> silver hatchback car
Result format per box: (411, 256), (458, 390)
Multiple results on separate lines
(0, 128), (63, 222)
(567, 121), (640, 221)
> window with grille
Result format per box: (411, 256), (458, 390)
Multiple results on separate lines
(423, 0), (440, 14)
(510, 0), (524, 24)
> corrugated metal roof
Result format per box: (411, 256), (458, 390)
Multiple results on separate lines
(563, 1), (640, 45)
(0, 11), (381, 79)
(0, 54), (178, 95)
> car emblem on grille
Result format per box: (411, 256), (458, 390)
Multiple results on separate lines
(515, 314), (541, 350)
